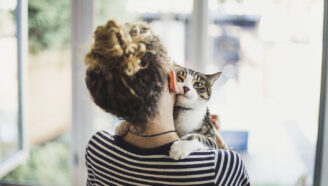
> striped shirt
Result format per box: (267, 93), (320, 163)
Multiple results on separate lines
(85, 130), (251, 186)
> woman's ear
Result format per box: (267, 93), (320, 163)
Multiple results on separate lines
(168, 70), (178, 93)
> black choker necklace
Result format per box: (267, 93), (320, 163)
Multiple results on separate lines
(128, 130), (177, 137)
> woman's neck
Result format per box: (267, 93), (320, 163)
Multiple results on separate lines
(122, 87), (179, 148)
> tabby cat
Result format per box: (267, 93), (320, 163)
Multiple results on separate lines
(169, 65), (222, 160)
(115, 65), (223, 160)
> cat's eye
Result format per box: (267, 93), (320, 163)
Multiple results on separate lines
(194, 82), (204, 87)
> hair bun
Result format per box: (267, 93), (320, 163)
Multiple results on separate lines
(85, 20), (149, 77)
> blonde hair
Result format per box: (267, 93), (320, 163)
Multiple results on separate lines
(85, 20), (171, 77)
(84, 20), (171, 129)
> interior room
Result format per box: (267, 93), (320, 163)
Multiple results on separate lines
(0, 0), (328, 185)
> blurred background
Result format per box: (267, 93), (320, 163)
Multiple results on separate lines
(0, 0), (325, 185)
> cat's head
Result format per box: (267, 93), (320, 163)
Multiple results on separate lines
(174, 65), (221, 109)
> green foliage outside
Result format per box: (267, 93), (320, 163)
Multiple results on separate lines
(2, 134), (70, 186)
(28, 0), (134, 55)
(28, 0), (70, 54)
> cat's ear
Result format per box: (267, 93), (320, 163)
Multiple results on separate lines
(206, 72), (222, 86)
(173, 62), (182, 69)
(168, 70), (178, 93)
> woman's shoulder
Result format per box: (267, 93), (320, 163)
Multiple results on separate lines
(215, 149), (244, 160)
(85, 130), (117, 154)
(213, 149), (246, 171)
(213, 149), (251, 186)
(90, 130), (115, 141)
(191, 148), (243, 160)
(88, 130), (115, 145)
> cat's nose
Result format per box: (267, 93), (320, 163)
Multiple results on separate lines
(183, 86), (190, 93)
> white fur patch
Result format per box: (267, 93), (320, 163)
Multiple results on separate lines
(175, 106), (207, 136)
(169, 139), (207, 160)
(175, 73), (208, 136)
(176, 74), (199, 107)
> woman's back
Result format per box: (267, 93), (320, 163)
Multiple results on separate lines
(86, 130), (250, 186)
(84, 20), (251, 186)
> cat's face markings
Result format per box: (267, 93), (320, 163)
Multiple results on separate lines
(192, 73), (210, 100)
(176, 68), (187, 83)
(175, 68), (201, 107)
(174, 65), (222, 107)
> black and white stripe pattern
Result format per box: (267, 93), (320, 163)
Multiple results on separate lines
(86, 131), (250, 186)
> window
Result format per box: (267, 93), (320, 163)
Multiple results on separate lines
(1, 0), (71, 185)
(207, 0), (323, 185)
(0, 0), (27, 177)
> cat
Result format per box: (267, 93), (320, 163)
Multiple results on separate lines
(169, 64), (222, 160)
(115, 64), (223, 160)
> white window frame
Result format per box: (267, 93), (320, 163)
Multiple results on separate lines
(0, 0), (28, 178)
(71, 0), (94, 185)
(190, 0), (208, 73)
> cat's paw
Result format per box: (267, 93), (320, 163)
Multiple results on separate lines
(169, 140), (204, 160)
(115, 121), (130, 136)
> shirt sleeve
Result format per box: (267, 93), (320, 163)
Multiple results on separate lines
(214, 150), (251, 186)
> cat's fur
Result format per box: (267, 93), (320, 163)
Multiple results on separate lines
(115, 65), (222, 160)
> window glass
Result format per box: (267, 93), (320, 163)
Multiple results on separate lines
(0, 0), (19, 164)
(208, 0), (323, 185)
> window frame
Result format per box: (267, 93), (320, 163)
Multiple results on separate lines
(71, 0), (94, 185)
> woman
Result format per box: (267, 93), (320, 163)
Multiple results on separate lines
(84, 20), (250, 186)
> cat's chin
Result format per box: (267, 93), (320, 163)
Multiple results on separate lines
(176, 95), (199, 108)
(176, 94), (195, 103)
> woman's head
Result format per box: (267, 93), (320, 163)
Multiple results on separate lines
(84, 20), (172, 130)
